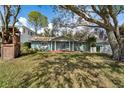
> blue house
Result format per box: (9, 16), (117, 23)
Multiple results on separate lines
(31, 36), (88, 51)
(30, 36), (112, 54)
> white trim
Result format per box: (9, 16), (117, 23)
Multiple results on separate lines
(54, 41), (56, 50)
(51, 41), (52, 51)
(69, 41), (71, 51)
(72, 41), (74, 51)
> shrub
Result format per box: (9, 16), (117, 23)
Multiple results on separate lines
(21, 42), (35, 54)
(23, 42), (31, 48)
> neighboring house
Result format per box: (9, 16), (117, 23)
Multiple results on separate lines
(18, 26), (35, 43)
(31, 36), (112, 54)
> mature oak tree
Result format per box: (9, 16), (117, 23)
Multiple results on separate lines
(58, 5), (124, 60)
(2, 5), (21, 43)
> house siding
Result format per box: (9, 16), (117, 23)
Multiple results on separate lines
(100, 44), (112, 54)
(30, 37), (112, 54)
(31, 41), (87, 51)
(31, 41), (51, 51)
(18, 26), (35, 43)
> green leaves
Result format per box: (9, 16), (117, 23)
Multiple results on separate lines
(28, 11), (48, 34)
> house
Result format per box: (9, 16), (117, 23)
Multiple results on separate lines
(30, 36), (112, 54)
(18, 26), (35, 43)
(31, 36), (84, 51)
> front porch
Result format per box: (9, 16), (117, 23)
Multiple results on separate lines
(30, 36), (112, 54)
(31, 36), (87, 52)
(31, 41), (84, 52)
(50, 41), (82, 51)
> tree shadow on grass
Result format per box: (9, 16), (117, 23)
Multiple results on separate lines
(20, 52), (36, 57)
(17, 54), (124, 88)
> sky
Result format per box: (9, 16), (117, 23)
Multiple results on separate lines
(18, 5), (55, 23)
(1, 5), (124, 32)
(16, 5), (55, 31)
(0, 5), (55, 28)
(17, 5), (124, 25)
(14, 5), (55, 33)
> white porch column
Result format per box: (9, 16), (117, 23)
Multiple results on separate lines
(90, 47), (96, 53)
(69, 41), (71, 51)
(51, 41), (52, 51)
(54, 41), (56, 50)
(72, 41), (74, 51)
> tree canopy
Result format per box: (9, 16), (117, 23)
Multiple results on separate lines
(28, 11), (48, 35)
(0, 5), (21, 43)
(55, 5), (124, 60)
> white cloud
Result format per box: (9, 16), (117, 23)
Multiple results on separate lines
(37, 28), (44, 34)
(17, 17), (36, 32)
(18, 17), (28, 27)
(17, 17), (53, 34)
(37, 23), (53, 34)
(30, 27), (34, 31)
(48, 23), (53, 29)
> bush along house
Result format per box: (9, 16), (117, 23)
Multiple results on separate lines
(30, 35), (112, 54)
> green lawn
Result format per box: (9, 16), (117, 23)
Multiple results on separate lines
(0, 52), (124, 88)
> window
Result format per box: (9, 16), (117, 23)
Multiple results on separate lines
(28, 30), (30, 35)
(30, 32), (32, 36)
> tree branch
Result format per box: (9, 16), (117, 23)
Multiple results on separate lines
(12, 5), (21, 27)
(61, 5), (111, 30)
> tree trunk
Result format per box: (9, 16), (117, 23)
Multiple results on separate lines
(34, 26), (37, 35)
(106, 30), (121, 60)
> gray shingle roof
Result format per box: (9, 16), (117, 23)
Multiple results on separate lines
(31, 36), (55, 41)
(31, 36), (78, 42)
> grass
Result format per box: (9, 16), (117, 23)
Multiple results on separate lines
(0, 52), (124, 88)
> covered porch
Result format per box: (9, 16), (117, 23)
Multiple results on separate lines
(31, 36), (86, 52)
(50, 41), (81, 51)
